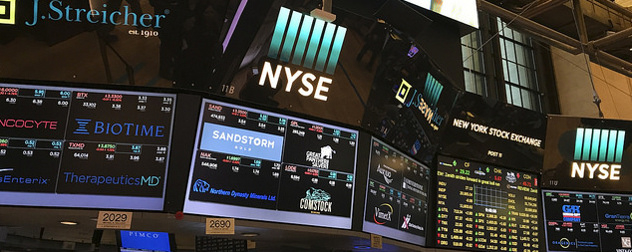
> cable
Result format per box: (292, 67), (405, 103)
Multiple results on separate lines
(461, 0), (539, 65)
(570, 0), (604, 117)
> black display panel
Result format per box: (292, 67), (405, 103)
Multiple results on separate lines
(183, 99), (359, 229)
(0, 83), (176, 210)
(436, 155), (540, 251)
(440, 92), (546, 172)
(362, 137), (430, 246)
(543, 115), (632, 192)
(543, 190), (632, 252)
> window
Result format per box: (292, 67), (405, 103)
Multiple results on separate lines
(461, 31), (487, 96)
(459, 16), (545, 112)
(497, 18), (542, 112)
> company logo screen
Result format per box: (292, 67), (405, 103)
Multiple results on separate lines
(185, 99), (359, 229)
(571, 128), (626, 181)
(0, 83), (176, 211)
(543, 190), (632, 252)
(200, 123), (284, 161)
(395, 74), (446, 131)
(268, 7), (346, 75)
(363, 138), (429, 245)
(0, 0), (15, 25)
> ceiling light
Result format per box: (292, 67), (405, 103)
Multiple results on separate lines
(241, 233), (259, 237)
(60, 221), (78, 225)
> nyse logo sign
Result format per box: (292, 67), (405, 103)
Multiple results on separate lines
(259, 7), (346, 102)
(0, 0), (16, 25)
(571, 128), (625, 180)
(395, 75), (445, 130)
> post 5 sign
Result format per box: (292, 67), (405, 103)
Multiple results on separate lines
(205, 218), (235, 235)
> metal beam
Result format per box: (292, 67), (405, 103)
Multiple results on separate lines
(591, 25), (632, 49)
(523, 0), (570, 18)
(572, 0), (590, 44)
(478, 0), (583, 53)
(594, 50), (632, 74)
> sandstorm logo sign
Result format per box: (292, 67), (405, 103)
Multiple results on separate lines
(570, 128), (625, 180)
(395, 74), (445, 130)
(259, 7), (347, 101)
(0, 0), (16, 25)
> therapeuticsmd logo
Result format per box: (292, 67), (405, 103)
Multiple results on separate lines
(0, 0), (15, 25)
(259, 7), (347, 101)
(395, 74), (445, 130)
(571, 128), (626, 180)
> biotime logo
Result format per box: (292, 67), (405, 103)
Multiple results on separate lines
(395, 75), (445, 130)
(571, 128), (625, 180)
(73, 119), (165, 138)
(259, 7), (347, 101)
(0, 0), (16, 25)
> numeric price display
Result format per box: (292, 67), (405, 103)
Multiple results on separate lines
(184, 99), (359, 229)
(543, 190), (632, 252)
(0, 83), (176, 210)
(436, 156), (540, 252)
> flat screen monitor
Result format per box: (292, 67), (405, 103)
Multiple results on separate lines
(436, 155), (540, 251)
(543, 189), (632, 252)
(543, 115), (632, 192)
(183, 99), (359, 229)
(362, 137), (430, 246)
(403, 0), (479, 28)
(118, 230), (175, 252)
(0, 83), (176, 210)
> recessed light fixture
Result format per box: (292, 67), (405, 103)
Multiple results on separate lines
(241, 233), (259, 237)
(59, 221), (78, 226)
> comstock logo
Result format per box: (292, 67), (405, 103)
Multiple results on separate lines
(268, 7), (346, 75)
(571, 128), (626, 180)
(0, 0), (15, 25)
(395, 75), (445, 130)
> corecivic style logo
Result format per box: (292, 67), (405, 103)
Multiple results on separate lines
(259, 7), (347, 101)
(571, 128), (625, 180)
(395, 74), (445, 130)
(0, 0), (16, 25)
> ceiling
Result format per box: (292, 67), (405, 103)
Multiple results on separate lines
(480, 0), (632, 77)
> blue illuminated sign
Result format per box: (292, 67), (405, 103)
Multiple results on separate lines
(200, 123), (284, 161)
(120, 231), (171, 252)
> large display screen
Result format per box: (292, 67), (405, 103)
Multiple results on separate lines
(403, 0), (479, 28)
(440, 92), (547, 173)
(0, 83), (176, 210)
(363, 137), (430, 246)
(543, 190), (632, 252)
(183, 99), (359, 229)
(543, 116), (632, 192)
(436, 155), (540, 251)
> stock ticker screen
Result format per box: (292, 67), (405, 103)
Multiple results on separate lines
(436, 155), (540, 251)
(543, 190), (632, 252)
(0, 83), (176, 210)
(363, 137), (430, 246)
(183, 99), (359, 229)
